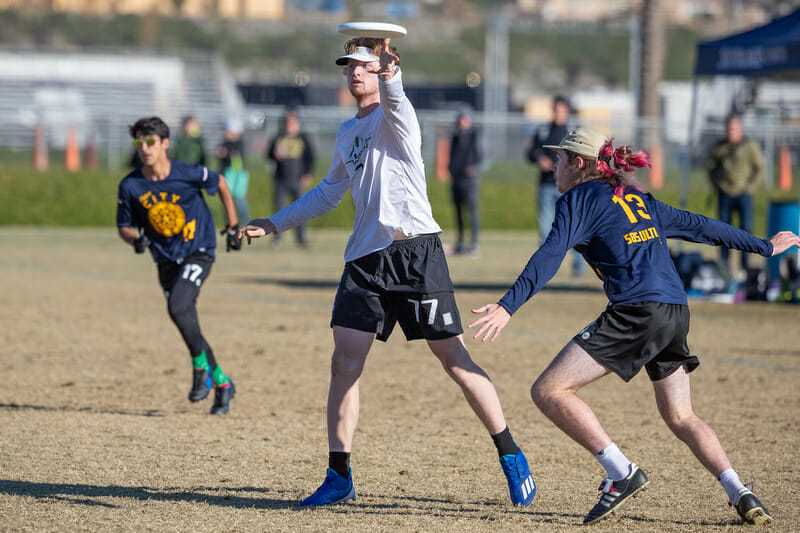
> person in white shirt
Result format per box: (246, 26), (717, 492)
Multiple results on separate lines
(239, 36), (535, 508)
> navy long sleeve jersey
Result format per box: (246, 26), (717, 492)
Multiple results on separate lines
(116, 161), (220, 264)
(499, 180), (773, 314)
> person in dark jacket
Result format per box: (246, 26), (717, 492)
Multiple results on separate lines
(267, 109), (315, 248)
(448, 110), (481, 254)
(527, 96), (583, 276)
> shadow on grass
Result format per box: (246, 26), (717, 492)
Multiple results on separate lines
(0, 481), (295, 510)
(0, 481), (742, 525)
(236, 276), (603, 294)
(0, 403), (164, 417)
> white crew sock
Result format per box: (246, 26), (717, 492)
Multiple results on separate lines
(719, 468), (747, 504)
(595, 443), (632, 481)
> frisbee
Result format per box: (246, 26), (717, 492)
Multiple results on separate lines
(336, 22), (407, 38)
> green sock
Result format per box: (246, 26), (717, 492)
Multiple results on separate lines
(192, 351), (211, 372)
(212, 366), (230, 387)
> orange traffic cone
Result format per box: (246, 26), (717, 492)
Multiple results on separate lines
(435, 137), (451, 182)
(65, 126), (81, 172)
(778, 145), (792, 192)
(32, 124), (49, 171)
(648, 143), (663, 190)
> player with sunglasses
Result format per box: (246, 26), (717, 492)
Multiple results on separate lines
(117, 116), (241, 414)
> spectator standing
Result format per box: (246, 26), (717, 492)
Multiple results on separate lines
(447, 110), (481, 255)
(527, 96), (583, 276)
(706, 113), (764, 272)
(267, 109), (315, 248)
(172, 115), (206, 166)
(217, 119), (250, 224)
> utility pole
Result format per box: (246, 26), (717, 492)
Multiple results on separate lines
(483, 15), (509, 164)
(638, 0), (665, 187)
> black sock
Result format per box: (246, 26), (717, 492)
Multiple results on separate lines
(491, 426), (520, 457)
(328, 452), (350, 478)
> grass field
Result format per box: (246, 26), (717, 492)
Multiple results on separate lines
(1, 227), (798, 532)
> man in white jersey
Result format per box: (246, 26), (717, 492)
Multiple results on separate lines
(240, 36), (536, 508)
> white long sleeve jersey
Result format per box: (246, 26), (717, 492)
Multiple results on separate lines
(268, 68), (441, 261)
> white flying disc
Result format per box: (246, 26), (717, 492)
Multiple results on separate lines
(337, 22), (407, 38)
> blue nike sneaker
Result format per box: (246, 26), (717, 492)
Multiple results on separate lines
(300, 468), (356, 508)
(499, 449), (536, 506)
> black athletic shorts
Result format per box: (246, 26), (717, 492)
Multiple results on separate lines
(573, 301), (700, 382)
(157, 252), (214, 295)
(331, 233), (464, 342)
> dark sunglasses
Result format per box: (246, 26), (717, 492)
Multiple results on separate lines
(133, 136), (157, 149)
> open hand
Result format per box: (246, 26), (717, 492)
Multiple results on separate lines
(770, 231), (800, 256)
(238, 219), (276, 245)
(367, 38), (399, 79)
(467, 303), (511, 342)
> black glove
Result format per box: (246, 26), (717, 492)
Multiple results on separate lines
(133, 234), (151, 254)
(221, 224), (241, 252)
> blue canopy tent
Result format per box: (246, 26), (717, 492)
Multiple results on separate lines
(681, 9), (800, 283)
(681, 8), (800, 209)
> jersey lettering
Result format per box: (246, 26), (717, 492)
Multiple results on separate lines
(182, 219), (197, 242)
(624, 226), (660, 244)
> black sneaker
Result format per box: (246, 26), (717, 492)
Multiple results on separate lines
(583, 464), (649, 525)
(733, 485), (772, 525)
(210, 381), (235, 415)
(188, 369), (212, 402)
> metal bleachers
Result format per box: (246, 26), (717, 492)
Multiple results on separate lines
(0, 48), (245, 168)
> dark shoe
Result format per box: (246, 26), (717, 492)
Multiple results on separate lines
(733, 485), (772, 525)
(583, 464), (649, 524)
(188, 369), (212, 402)
(300, 468), (356, 507)
(210, 381), (235, 415)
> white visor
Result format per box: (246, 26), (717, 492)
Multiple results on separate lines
(335, 46), (379, 66)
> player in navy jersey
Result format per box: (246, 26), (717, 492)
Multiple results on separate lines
(117, 116), (241, 415)
(469, 128), (800, 525)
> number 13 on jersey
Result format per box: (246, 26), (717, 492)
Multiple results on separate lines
(613, 193), (651, 224)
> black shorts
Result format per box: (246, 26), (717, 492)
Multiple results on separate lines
(573, 301), (700, 382)
(157, 252), (214, 295)
(331, 234), (464, 342)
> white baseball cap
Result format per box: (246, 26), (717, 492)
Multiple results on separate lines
(336, 46), (379, 66)
(544, 127), (608, 159)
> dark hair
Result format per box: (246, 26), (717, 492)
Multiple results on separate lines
(181, 115), (196, 127)
(129, 116), (170, 139)
(553, 95), (571, 109)
(725, 112), (742, 126)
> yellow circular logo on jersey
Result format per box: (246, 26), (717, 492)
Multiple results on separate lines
(148, 201), (186, 237)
